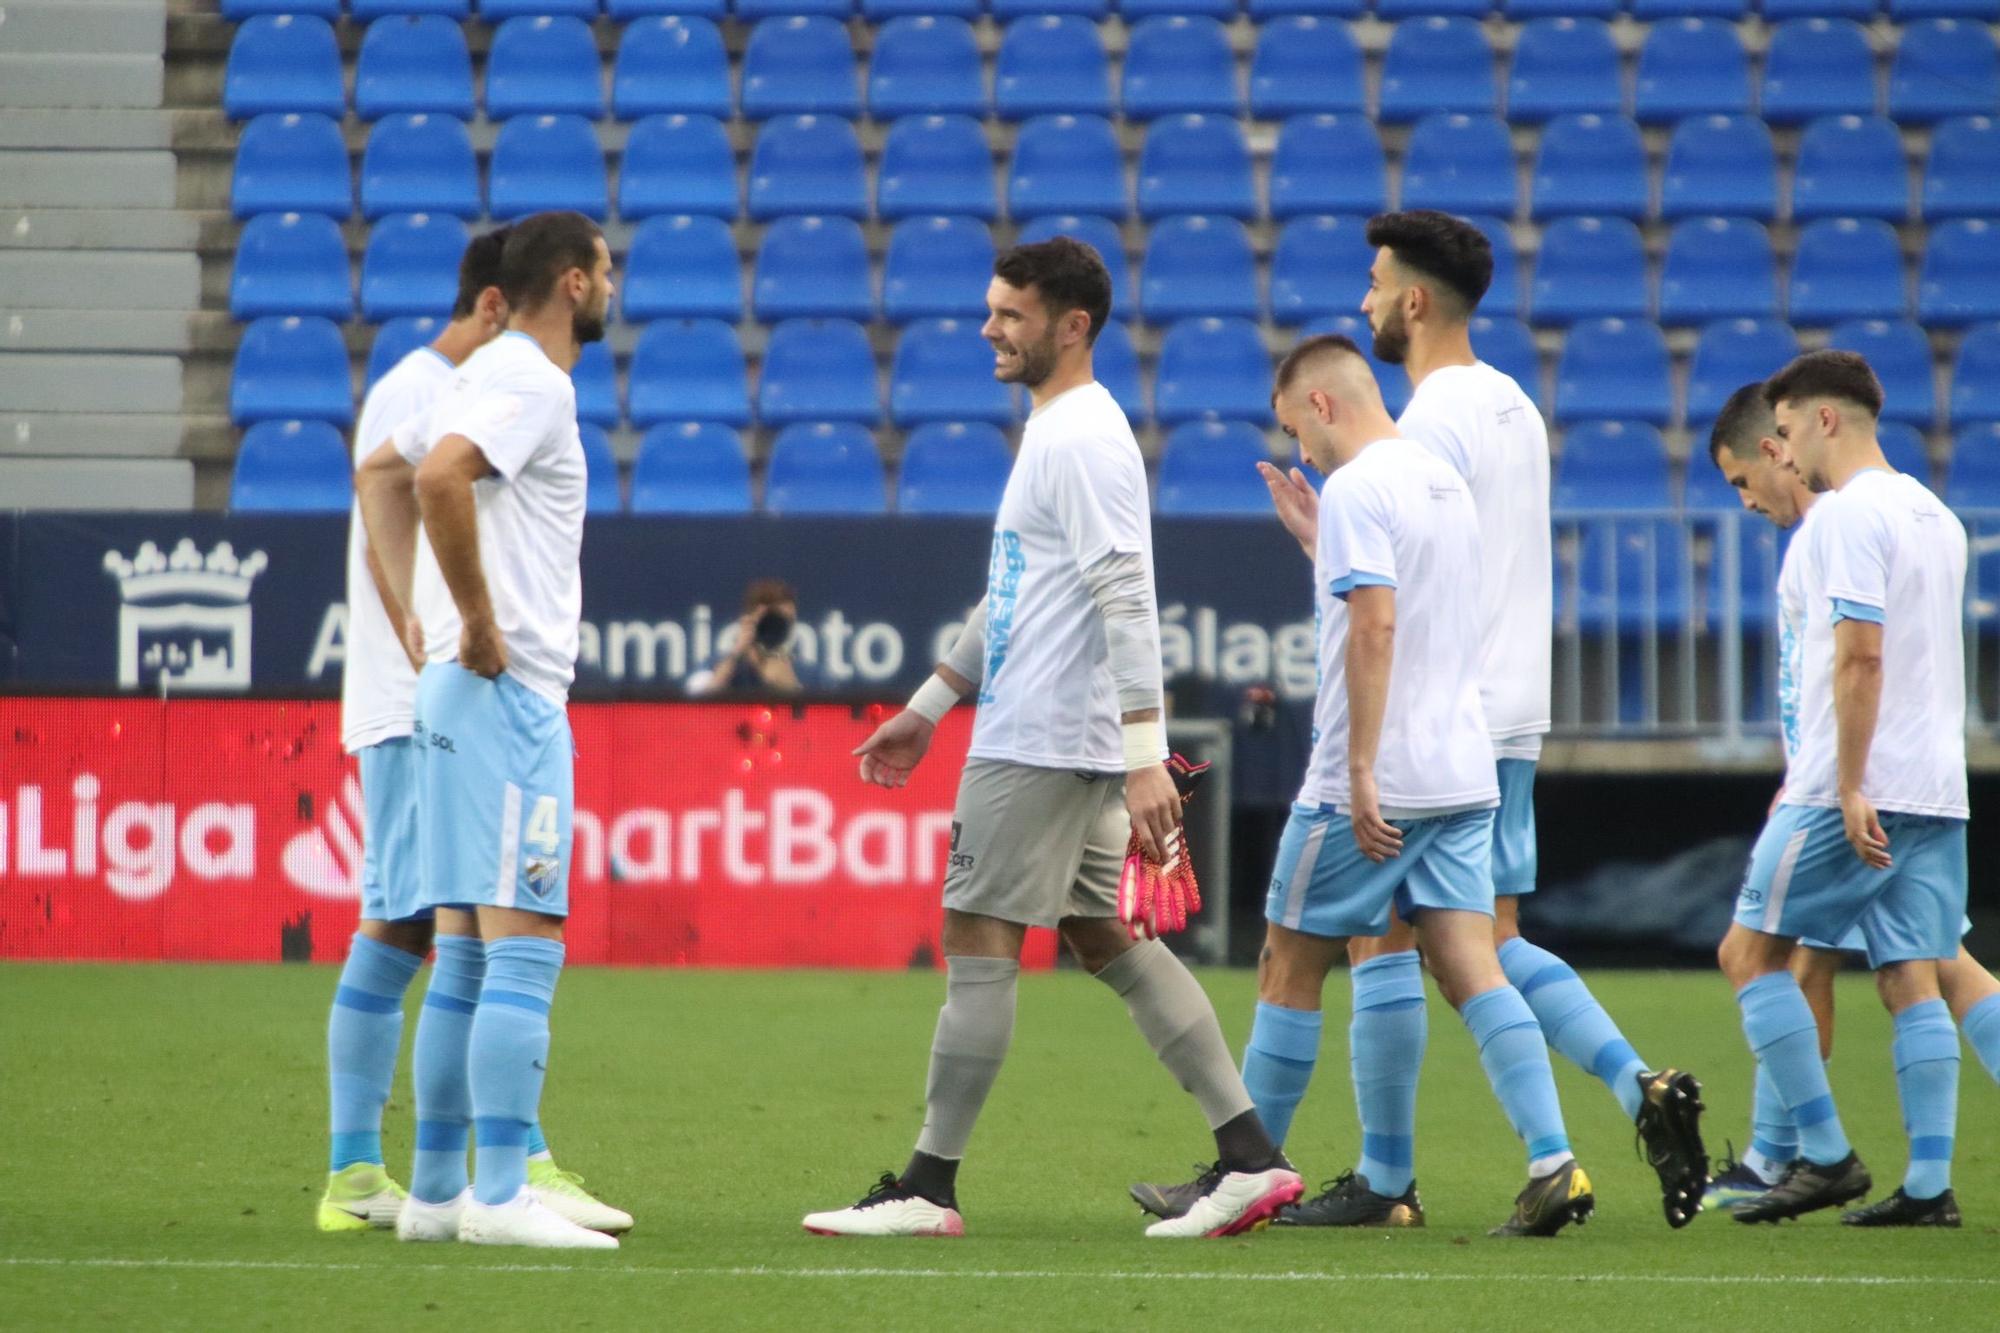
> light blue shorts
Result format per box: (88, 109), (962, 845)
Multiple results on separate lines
(1802, 914), (1973, 969)
(358, 736), (429, 924)
(1736, 804), (1967, 966)
(1265, 803), (1497, 940)
(1492, 758), (1538, 897)
(414, 662), (575, 918)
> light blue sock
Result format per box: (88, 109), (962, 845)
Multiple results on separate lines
(1460, 984), (1570, 1168)
(410, 934), (482, 1204)
(1241, 1002), (1321, 1149)
(1736, 972), (1849, 1166)
(1349, 951), (1426, 1195)
(528, 1122), (551, 1160)
(470, 937), (564, 1207)
(1963, 993), (2000, 1085)
(1747, 1059), (1799, 1181)
(1499, 936), (1646, 1121)
(1892, 999), (1958, 1200)
(326, 934), (422, 1171)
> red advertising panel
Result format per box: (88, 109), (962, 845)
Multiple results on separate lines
(0, 698), (1058, 968)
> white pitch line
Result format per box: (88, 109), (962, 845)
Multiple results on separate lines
(3, 1258), (1994, 1288)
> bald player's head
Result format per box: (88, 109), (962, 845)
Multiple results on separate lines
(1272, 334), (1395, 473)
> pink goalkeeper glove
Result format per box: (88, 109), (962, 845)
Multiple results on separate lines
(1117, 754), (1210, 941)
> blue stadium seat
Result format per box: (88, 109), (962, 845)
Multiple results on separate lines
(1508, 19), (1621, 125)
(751, 215), (871, 323)
(360, 114), (477, 221)
(1305, 314), (1414, 413)
(485, 17), (604, 120)
(629, 422), (752, 515)
(742, 17), (861, 121)
(1141, 216), (1260, 323)
(1137, 116), (1255, 221)
(489, 114), (607, 220)
(1122, 17), (1240, 120)
(1565, 509), (1693, 636)
(1920, 219), (2000, 328)
(1017, 215), (1131, 316)
(898, 422), (1013, 516)
(1792, 115), (1909, 223)
(1471, 315), (1541, 403)
(231, 420), (352, 513)
(367, 316), (443, 390)
(1891, 0), (1998, 16)
(995, 16), (1111, 120)
(1764, 0), (1878, 14)
(1270, 215), (1371, 326)
(352, 0), (468, 14)
(1249, 0), (1365, 14)
(1530, 114), (1649, 221)
(1094, 321), (1147, 422)
(1379, 0), (1491, 17)
(224, 15), (342, 121)
(1827, 318), (1936, 427)
(612, 17), (730, 120)
(869, 17), (984, 119)
(1658, 217), (1778, 326)
(1684, 317), (1800, 423)
(225, 0), (339, 16)
(1634, 19), (1752, 125)
(620, 114), (736, 219)
(1947, 422), (2000, 508)
(757, 319), (881, 426)
(865, 0), (979, 16)
(1555, 319), (1672, 425)
(1924, 116), (2000, 220)
(748, 115), (868, 221)
(1762, 19), (1877, 126)
(1632, 0), (1749, 14)
(1008, 115), (1127, 220)
(359, 212), (467, 321)
(738, 0), (850, 17)
(1531, 216), (1648, 326)
(1507, 0), (1617, 13)
(483, 0), (598, 15)
(992, 0), (1107, 17)
(766, 423), (887, 515)
(1659, 114), (1778, 221)
(571, 341), (619, 427)
(1466, 215), (1521, 319)
(1154, 317), (1274, 426)
(355, 16), (475, 121)
(1399, 113), (1516, 216)
(1878, 420), (1932, 482)
(1952, 324), (2000, 426)
(233, 113), (350, 220)
(1555, 420), (1672, 508)
(878, 115), (997, 221)
(1250, 17), (1364, 121)
(630, 320), (749, 428)
(1269, 114), (1386, 219)
(1890, 20), (1999, 125)
(1122, 0), (1237, 16)
(883, 215), (993, 324)
(1789, 217), (1905, 324)
(578, 422), (621, 515)
(891, 319), (1018, 426)
(1682, 448), (1745, 509)
(230, 315), (352, 426)
(1380, 18), (1496, 124)
(231, 211), (351, 321)
(1157, 422), (1273, 517)
(623, 213), (744, 323)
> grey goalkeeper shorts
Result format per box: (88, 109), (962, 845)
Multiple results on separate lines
(941, 759), (1129, 928)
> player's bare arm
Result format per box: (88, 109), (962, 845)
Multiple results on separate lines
(1344, 583), (1404, 864)
(1832, 617), (1890, 869)
(355, 439), (421, 617)
(1255, 460), (1319, 560)
(856, 603), (985, 788)
(416, 433), (506, 679)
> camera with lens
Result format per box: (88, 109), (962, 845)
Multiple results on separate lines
(754, 606), (794, 651)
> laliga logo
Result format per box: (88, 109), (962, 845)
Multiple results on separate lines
(280, 772), (367, 901)
(102, 539), (269, 690)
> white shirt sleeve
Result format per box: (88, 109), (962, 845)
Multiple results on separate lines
(1046, 436), (1149, 572)
(1324, 472), (1399, 599)
(390, 404), (434, 467)
(1817, 493), (1891, 624)
(436, 368), (571, 482)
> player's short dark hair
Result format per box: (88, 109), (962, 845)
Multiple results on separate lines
(498, 211), (603, 313)
(1708, 382), (1776, 462)
(1763, 349), (1884, 419)
(992, 237), (1112, 346)
(743, 578), (797, 613)
(450, 225), (511, 319)
(1274, 332), (1365, 395)
(1365, 210), (1493, 314)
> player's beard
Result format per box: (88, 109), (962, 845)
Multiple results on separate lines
(573, 290), (608, 345)
(993, 326), (1059, 387)
(1371, 303), (1409, 365)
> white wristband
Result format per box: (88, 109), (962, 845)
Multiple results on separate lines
(907, 673), (960, 725)
(1121, 719), (1165, 772)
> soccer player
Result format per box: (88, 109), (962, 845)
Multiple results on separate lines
(356, 211), (618, 1249)
(800, 238), (1303, 1240)
(1717, 351), (1970, 1227)
(1703, 381), (1998, 1224)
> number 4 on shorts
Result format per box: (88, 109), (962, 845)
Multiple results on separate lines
(525, 795), (561, 853)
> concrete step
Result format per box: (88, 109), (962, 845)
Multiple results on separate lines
(0, 2), (165, 57)
(0, 352), (183, 413)
(0, 109), (173, 150)
(0, 309), (195, 353)
(0, 54), (163, 110)
(0, 150), (175, 207)
(2, 207), (199, 251)
(0, 251), (198, 309)
(0, 411), (228, 459)
(0, 456), (194, 509)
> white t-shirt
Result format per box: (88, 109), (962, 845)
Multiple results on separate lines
(392, 331), (588, 707)
(967, 381), (1160, 772)
(1774, 500), (1823, 767)
(1785, 468), (1968, 819)
(1299, 437), (1500, 816)
(1397, 362), (1552, 760)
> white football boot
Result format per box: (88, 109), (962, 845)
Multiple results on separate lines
(459, 1189), (621, 1250)
(396, 1188), (469, 1243)
(803, 1173), (965, 1237)
(527, 1162), (635, 1234)
(1144, 1167), (1305, 1238)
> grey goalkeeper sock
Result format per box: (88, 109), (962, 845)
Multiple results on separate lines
(913, 955), (1019, 1161)
(1096, 939), (1256, 1132)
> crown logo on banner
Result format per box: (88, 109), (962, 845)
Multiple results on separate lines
(102, 539), (270, 603)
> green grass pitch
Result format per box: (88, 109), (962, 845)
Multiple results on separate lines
(6, 962), (1996, 1330)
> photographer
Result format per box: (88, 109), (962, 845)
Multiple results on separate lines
(687, 578), (820, 697)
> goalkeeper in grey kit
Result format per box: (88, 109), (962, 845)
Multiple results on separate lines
(799, 236), (1301, 1239)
